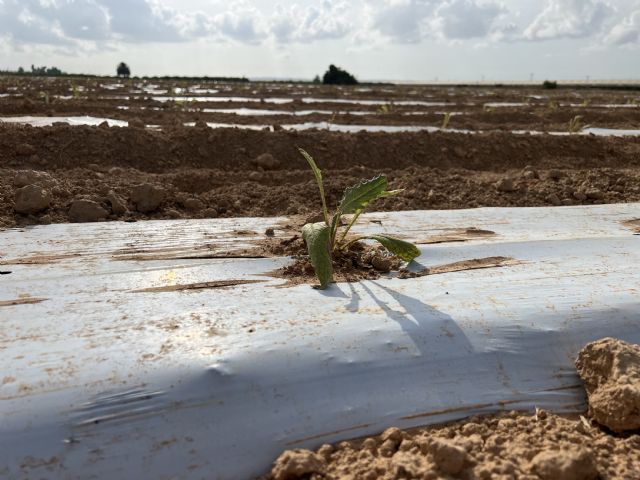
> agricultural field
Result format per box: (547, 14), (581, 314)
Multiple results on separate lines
(1, 77), (640, 480)
(1, 77), (640, 228)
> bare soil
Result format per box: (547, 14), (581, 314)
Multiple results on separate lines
(2, 78), (640, 229)
(1, 124), (640, 229)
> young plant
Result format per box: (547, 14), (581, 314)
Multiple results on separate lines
(299, 148), (420, 289)
(38, 91), (50, 105)
(568, 115), (588, 134)
(441, 112), (452, 129)
(377, 102), (395, 114)
(546, 101), (559, 113)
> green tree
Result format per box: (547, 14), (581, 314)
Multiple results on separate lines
(117, 62), (131, 78)
(322, 65), (358, 85)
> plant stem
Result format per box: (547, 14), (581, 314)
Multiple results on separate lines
(335, 211), (363, 249)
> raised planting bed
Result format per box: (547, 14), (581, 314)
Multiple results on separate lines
(1, 203), (639, 479)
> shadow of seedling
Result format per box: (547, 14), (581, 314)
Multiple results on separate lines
(359, 281), (474, 358)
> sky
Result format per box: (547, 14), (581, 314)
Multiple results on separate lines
(0, 0), (638, 82)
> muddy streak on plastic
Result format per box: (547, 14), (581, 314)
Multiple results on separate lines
(1, 204), (639, 479)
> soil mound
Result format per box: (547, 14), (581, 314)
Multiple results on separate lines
(576, 338), (640, 433)
(262, 410), (640, 480)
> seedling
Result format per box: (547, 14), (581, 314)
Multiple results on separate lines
(568, 115), (588, 134)
(377, 102), (395, 114)
(546, 101), (559, 112)
(38, 91), (50, 105)
(441, 112), (452, 129)
(299, 148), (420, 289)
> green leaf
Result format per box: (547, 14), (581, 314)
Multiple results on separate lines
(302, 222), (333, 289)
(334, 176), (404, 246)
(368, 234), (421, 262)
(299, 148), (329, 225)
(338, 175), (397, 215)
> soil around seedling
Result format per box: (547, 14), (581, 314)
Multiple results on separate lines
(258, 230), (405, 287)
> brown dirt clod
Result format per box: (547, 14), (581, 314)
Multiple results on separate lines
(269, 449), (326, 480)
(529, 447), (598, 480)
(576, 337), (640, 433)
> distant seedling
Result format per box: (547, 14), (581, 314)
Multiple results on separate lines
(38, 91), (50, 105)
(441, 112), (452, 129)
(568, 115), (588, 134)
(299, 149), (420, 289)
(377, 102), (395, 114)
(547, 101), (559, 113)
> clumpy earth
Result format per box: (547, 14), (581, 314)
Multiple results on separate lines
(264, 412), (639, 480)
(576, 338), (640, 433)
(263, 339), (640, 480)
(1, 125), (640, 229)
(1, 79), (640, 229)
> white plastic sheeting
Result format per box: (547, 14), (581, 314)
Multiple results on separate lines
(1, 204), (639, 479)
(0, 116), (128, 127)
(3, 116), (640, 137)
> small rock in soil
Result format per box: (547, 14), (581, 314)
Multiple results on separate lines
(495, 177), (516, 192)
(14, 185), (51, 214)
(428, 437), (469, 475)
(270, 449), (326, 480)
(252, 153), (280, 170)
(13, 170), (57, 188)
(106, 191), (127, 215)
(130, 184), (165, 213)
(128, 118), (145, 129)
(15, 143), (36, 156)
(546, 193), (562, 206)
(529, 447), (597, 480)
(573, 190), (588, 201)
(165, 209), (181, 219)
(183, 198), (204, 211)
(371, 255), (393, 272)
(575, 337), (640, 432)
(68, 199), (108, 223)
(547, 169), (564, 180)
(202, 207), (218, 218)
(586, 189), (605, 200)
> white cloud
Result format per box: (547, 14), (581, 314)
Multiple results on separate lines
(0, 0), (185, 45)
(604, 9), (640, 45)
(367, 0), (434, 43)
(55, 1), (111, 41)
(522, 0), (614, 41)
(429, 0), (508, 40)
(363, 0), (510, 44)
(270, 1), (351, 43)
(212, 1), (267, 44)
(105, 0), (185, 42)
